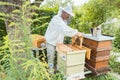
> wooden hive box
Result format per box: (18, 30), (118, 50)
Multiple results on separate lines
(31, 34), (46, 48)
(83, 38), (112, 57)
(56, 44), (86, 79)
(83, 39), (111, 69)
(90, 49), (111, 57)
(83, 34), (114, 75)
(86, 55), (110, 69)
(83, 38), (112, 49)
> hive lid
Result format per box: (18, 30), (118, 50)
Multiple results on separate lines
(83, 34), (114, 41)
(31, 34), (46, 41)
(56, 44), (87, 53)
(56, 43), (73, 53)
(56, 43), (91, 59)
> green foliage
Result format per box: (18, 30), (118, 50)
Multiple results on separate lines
(82, 0), (117, 27)
(0, 1), (54, 80)
(0, 17), (7, 70)
(114, 29), (120, 51)
(41, 0), (73, 7)
(0, 18), (7, 46)
(0, 36), (49, 80)
(70, 8), (88, 33)
(71, 0), (119, 33)
(109, 52), (120, 74)
(0, 36), (10, 73)
(0, 1), (65, 80)
(83, 73), (119, 80)
(31, 6), (58, 35)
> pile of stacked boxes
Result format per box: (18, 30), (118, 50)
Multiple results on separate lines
(56, 36), (91, 80)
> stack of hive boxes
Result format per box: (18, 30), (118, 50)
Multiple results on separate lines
(56, 36), (91, 80)
(83, 34), (114, 75)
(56, 44), (86, 80)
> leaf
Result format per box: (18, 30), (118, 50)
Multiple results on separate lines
(12, 10), (21, 14)
(32, 16), (49, 22)
(30, 5), (40, 10)
(0, 1), (19, 7)
(0, 12), (10, 18)
(0, 17), (5, 21)
(8, 22), (18, 27)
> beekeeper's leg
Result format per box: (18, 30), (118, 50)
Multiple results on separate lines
(46, 43), (56, 73)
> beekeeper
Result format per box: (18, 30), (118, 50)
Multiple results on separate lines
(45, 4), (83, 73)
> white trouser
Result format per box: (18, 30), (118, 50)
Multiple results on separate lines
(46, 43), (56, 73)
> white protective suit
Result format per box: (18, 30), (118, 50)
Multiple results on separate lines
(45, 10), (78, 46)
(45, 7), (78, 73)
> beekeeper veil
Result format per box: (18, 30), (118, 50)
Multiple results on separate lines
(58, 3), (74, 17)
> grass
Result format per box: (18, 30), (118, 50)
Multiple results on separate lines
(109, 52), (120, 74)
(83, 73), (119, 80)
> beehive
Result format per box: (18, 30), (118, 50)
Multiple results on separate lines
(83, 34), (114, 75)
(31, 34), (46, 48)
(56, 44), (86, 79)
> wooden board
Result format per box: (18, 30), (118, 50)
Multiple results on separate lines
(83, 38), (112, 49)
(85, 63), (111, 75)
(91, 49), (110, 57)
(86, 59), (109, 69)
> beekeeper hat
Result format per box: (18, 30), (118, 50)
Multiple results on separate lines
(60, 3), (74, 16)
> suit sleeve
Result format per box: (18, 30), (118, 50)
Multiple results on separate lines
(53, 16), (78, 37)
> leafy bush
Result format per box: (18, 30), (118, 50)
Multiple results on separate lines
(109, 52), (120, 74)
(83, 73), (119, 80)
(0, 1), (61, 80)
(71, 0), (119, 34)
(114, 29), (120, 51)
(31, 6), (58, 35)
(0, 18), (7, 46)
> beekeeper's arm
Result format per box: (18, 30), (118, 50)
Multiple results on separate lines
(62, 25), (78, 37)
(54, 18), (78, 37)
